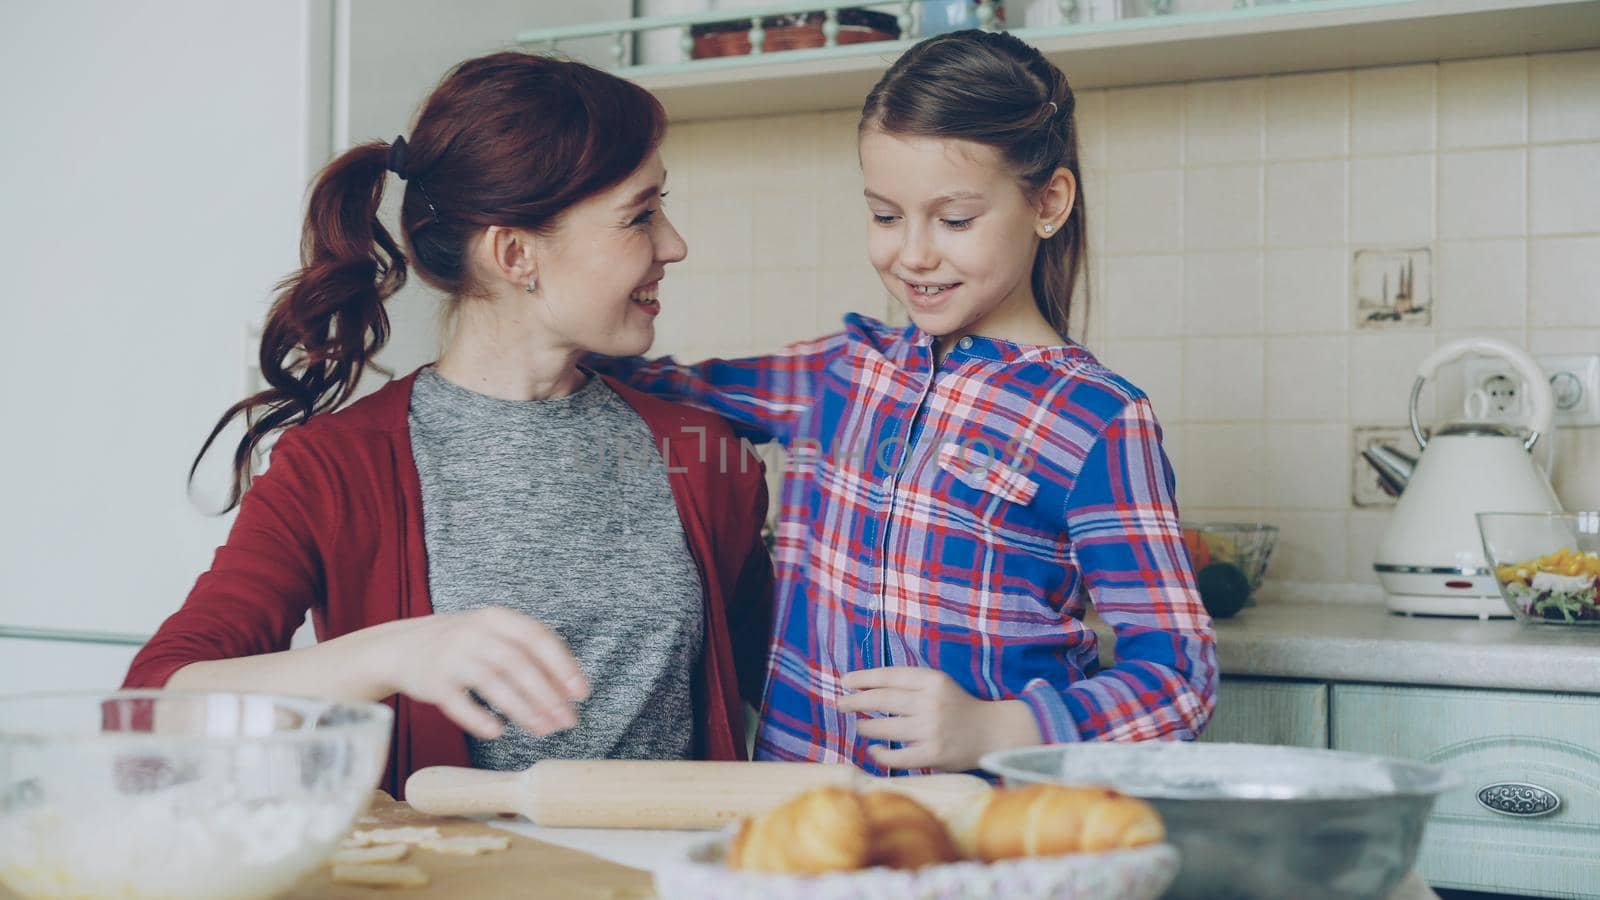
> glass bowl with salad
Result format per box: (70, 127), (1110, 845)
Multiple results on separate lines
(1477, 511), (1600, 626)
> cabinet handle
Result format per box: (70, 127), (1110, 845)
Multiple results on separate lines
(1476, 782), (1561, 818)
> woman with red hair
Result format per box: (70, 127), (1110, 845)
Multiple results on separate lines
(124, 53), (772, 796)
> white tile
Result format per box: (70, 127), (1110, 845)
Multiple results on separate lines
(750, 114), (820, 183)
(1104, 85), (1183, 169)
(1438, 149), (1527, 240)
(689, 119), (756, 194)
(817, 109), (863, 183)
(1265, 160), (1347, 248)
(1183, 251), (1263, 337)
(818, 264), (889, 332)
(1182, 337), (1264, 421)
(1436, 240), (1527, 330)
(1438, 57), (1527, 149)
(1346, 510), (1392, 583)
(1072, 256), (1102, 345)
(1184, 165), (1262, 251)
(1075, 89), (1109, 171)
(697, 271), (755, 349)
(1265, 248), (1349, 334)
(1266, 71), (1349, 161)
(1262, 512), (1350, 581)
(1530, 49), (1600, 143)
(1105, 170), (1183, 254)
(752, 191), (819, 270)
(686, 193), (754, 272)
(1082, 167), (1107, 258)
(1265, 427), (1350, 508)
(1351, 64), (1437, 156)
(1266, 336), (1348, 422)
(1176, 424), (1266, 509)
(1530, 327), (1600, 355)
(750, 269), (819, 349)
(1105, 255), (1185, 338)
(1185, 78), (1264, 164)
(817, 184), (870, 271)
(1349, 333), (1438, 423)
(1530, 144), (1600, 235)
(1349, 155), (1434, 245)
(1094, 339), (1184, 424)
(1529, 237), (1600, 328)
(650, 271), (704, 357)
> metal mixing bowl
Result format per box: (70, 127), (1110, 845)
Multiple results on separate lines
(0, 690), (391, 900)
(981, 742), (1459, 900)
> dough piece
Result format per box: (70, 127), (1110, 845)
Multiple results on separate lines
(331, 844), (410, 865)
(329, 863), (430, 888)
(418, 835), (512, 856)
(348, 826), (443, 847)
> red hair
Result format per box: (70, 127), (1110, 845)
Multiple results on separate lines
(196, 52), (666, 510)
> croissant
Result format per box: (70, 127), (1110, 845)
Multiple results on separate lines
(950, 784), (1165, 862)
(727, 787), (960, 874)
(859, 790), (962, 870)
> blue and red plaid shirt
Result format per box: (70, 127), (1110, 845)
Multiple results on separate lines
(601, 314), (1216, 773)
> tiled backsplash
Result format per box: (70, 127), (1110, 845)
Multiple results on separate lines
(652, 50), (1600, 587)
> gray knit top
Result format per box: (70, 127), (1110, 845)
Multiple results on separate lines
(408, 367), (704, 769)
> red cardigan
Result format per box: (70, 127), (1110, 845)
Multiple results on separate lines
(125, 370), (773, 796)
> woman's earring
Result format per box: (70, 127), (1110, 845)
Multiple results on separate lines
(525, 276), (537, 294)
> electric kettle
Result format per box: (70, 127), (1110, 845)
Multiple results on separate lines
(1369, 337), (1562, 617)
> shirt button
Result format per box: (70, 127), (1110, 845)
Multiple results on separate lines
(881, 476), (893, 492)
(958, 337), (974, 350)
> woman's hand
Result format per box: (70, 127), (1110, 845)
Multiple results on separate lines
(837, 667), (1041, 772)
(381, 607), (591, 741)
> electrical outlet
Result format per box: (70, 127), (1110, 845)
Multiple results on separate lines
(1460, 353), (1600, 427)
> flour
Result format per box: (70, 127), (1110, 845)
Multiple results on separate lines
(0, 786), (355, 900)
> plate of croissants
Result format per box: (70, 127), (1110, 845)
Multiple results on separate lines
(653, 782), (1180, 900)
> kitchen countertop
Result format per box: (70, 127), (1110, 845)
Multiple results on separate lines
(492, 821), (1441, 899)
(1089, 586), (1600, 694)
(1209, 598), (1600, 693)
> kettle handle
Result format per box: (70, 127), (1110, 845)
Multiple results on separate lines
(1409, 337), (1554, 451)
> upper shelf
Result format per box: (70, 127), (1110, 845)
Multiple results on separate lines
(519, 0), (1600, 123)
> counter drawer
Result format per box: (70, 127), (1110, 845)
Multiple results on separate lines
(1332, 684), (1600, 899)
(1201, 677), (1328, 747)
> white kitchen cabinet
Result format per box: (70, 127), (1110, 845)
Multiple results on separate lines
(1200, 676), (1328, 748)
(1332, 684), (1600, 900)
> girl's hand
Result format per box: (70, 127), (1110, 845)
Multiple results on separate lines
(382, 607), (591, 741)
(837, 667), (1041, 772)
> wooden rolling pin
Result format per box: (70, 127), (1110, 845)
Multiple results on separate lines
(405, 760), (992, 829)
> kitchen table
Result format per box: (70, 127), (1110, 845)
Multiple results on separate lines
(493, 820), (1442, 899)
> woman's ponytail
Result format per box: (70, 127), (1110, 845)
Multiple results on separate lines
(193, 141), (406, 511)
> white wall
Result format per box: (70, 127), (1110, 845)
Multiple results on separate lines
(0, 1), (636, 691)
(0, 2), (324, 645)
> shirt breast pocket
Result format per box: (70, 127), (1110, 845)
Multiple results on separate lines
(935, 441), (1040, 529)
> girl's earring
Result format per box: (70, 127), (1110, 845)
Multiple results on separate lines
(1042, 224), (1055, 235)
(525, 276), (537, 294)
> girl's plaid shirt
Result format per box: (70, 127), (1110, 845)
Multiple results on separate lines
(600, 314), (1216, 773)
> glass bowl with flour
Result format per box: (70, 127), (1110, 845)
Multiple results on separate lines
(0, 691), (390, 900)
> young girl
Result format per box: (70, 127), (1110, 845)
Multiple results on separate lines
(595, 30), (1216, 775)
(123, 53), (772, 796)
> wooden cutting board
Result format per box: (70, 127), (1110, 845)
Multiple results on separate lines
(285, 793), (655, 899)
